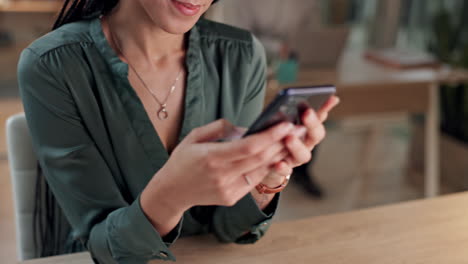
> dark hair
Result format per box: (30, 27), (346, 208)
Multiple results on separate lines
(33, 164), (84, 258)
(53, 0), (219, 30)
(52, 0), (118, 30)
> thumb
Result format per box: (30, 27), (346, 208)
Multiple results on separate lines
(187, 119), (235, 143)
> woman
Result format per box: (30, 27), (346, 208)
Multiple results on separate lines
(17, 0), (339, 263)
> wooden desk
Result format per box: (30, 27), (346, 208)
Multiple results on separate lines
(21, 192), (468, 263)
(267, 51), (468, 198)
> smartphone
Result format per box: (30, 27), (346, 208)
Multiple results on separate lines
(244, 85), (336, 137)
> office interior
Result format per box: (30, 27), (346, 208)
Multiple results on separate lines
(1, 0), (468, 263)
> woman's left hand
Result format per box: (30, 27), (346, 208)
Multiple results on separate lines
(261, 95), (340, 186)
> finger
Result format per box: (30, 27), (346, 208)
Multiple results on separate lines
(303, 123), (326, 148)
(301, 109), (325, 146)
(302, 109), (321, 131)
(272, 161), (293, 177)
(248, 166), (271, 187)
(302, 109), (326, 147)
(188, 119), (235, 143)
(319, 112), (329, 123)
(231, 165), (271, 201)
(229, 142), (285, 177)
(318, 96), (340, 114)
(235, 127), (248, 135)
(284, 135), (312, 166)
(271, 149), (289, 165)
(210, 122), (294, 161)
(222, 126), (248, 141)
(291, 125), (307, 139)
(262, 162), (293, 187)
(317, 96), (339, 121)
(233, 159), (293, 201)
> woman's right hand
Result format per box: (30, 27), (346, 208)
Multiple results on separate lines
(140, 119), (294, 235)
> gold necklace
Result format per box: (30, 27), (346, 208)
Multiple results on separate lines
(109, 25), (183, 120)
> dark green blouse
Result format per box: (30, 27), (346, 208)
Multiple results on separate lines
(18, 17), (279, 263)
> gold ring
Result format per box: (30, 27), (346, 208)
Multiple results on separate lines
(243, 175), (252, 185)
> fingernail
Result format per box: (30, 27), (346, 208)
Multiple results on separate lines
(298, 126), (307, 135)
(307, 110), (318, 123)
(274, 123), (293, 138)
(283, 122), (294, 131)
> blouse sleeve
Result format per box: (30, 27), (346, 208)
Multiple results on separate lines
(210, 36), (280, 244)
(18, 48), (182, 263)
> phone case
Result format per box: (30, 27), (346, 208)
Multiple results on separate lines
(244, 85), (336, 136)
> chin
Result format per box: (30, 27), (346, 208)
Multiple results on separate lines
(140, 0), (212, 35)
(159, 18), (201, 35)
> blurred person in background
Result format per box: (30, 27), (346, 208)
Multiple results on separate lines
(214, 0), (326, 198)
(218, 0), (321, 57)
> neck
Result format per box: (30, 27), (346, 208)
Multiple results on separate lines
(104, 1), (186, 66)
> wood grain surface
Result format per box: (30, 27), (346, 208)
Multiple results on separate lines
(21, 192), (468, 264)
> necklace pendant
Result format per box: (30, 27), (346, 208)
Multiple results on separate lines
(157, 106), (169, 120)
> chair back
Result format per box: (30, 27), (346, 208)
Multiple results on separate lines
(6, 113), (80, 261)
(6, 113), (40, 261)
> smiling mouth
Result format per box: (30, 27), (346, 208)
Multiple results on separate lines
(171, 0), (203, 16)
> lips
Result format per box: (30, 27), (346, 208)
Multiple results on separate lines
(172, 0), (202, 16)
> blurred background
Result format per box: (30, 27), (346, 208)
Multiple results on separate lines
(1, 0), (468, 263)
